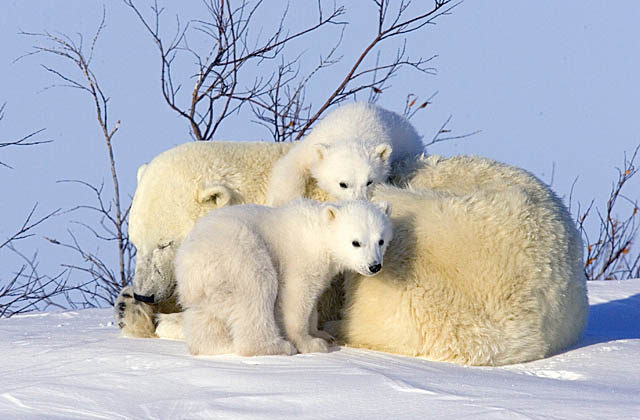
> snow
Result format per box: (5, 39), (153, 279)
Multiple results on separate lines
(1, 280), (639, 420)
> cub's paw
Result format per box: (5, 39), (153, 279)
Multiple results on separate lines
(296, 337), (329, 354)
(237, 338), (297, 357)
(275, 339), (298, 356)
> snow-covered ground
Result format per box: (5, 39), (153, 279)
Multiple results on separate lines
(1, 280), (639, 420)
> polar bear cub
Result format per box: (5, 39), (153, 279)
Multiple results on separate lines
(174, 199), (393, 356)
(266, 102), (424, 206)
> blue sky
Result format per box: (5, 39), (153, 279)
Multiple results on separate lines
(1, 1), (639, 284)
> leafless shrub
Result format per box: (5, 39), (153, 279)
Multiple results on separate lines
(0, 104), (70, 317)
(0, 204), (69, 317)
(572, 144), (640, 280)
(125, 0), (347, 141)
(125, 0), (462, 143)
(0, 243), (68, 318)
(44, 180), (135, 307)
(292, 0), (460, 140)
(19, 9), (135, 306)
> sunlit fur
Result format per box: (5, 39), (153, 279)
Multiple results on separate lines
(266, 102), (424, 206)
(120, 145), (588, 366)
(127, 141), (331, 308)
(171, 199), (392, 356)
(330, 155), (588, 366)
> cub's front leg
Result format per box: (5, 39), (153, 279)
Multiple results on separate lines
(279, 272), (329, 353)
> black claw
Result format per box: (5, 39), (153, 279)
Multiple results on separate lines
(117, 302), (126, 312)
(122, 292), (133, 299)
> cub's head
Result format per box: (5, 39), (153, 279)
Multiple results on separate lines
(310, 141), (392, 201)
(324, 200), (393, 277)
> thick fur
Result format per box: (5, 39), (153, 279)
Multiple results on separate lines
(329, 156), (588, 365)
(266, 102), (424, 206)
(119, 145), (588, 365)
(172, 199), (392, 356)
(127, 141), (331, 309)
(128, 103), (420, 309)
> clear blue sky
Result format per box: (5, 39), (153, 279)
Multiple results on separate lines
(1, 1), (639, 284)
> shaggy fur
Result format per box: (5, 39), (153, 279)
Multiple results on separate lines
(127, 141), (331, 307)
(118, 144), (588, 365)
(266, 102), (424, 206)
(329, 183), (587, 365)
(171, 199), (392, 356)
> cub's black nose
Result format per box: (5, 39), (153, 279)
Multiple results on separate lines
(369, 264), (382, 274)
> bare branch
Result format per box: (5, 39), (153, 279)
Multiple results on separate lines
(0, 204), (60, 250)
(295, 0), (460, 140)
(20, 9), (134, 303)
(574, 144), (640, 280)
(0, 102), (49, 169)
(402, 90), (438, 119)
(125, 0), (345, 141)
(0, 246), (70, 318)
(425, 114), (481, 147)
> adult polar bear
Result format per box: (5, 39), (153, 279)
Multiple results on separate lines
(337, 158), (588, 365)
(266, 102), (424, 206)
(175, 199), (392, 356)
(120, 139), (588, 365)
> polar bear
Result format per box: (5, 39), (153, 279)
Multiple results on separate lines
(173, 199), (392, 356)
(265, 102), (424, 206)
(326, 156), (588, 365)
(117, 139), (588, 365)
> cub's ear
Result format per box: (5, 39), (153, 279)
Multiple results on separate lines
(315, 143), (330, 161)
(374, 143), (392, 162)
(374, 200), (392, 217)
(197, 183), (232, 208)
(325, 204), (338, 222)
(136, 164), (148, 185)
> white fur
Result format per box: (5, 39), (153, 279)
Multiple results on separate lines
(266, 102), (424, 206)
(173, 199), (392, 356)
(329, 155), (588, 365)
(120, 139), (588, 366)
(127, 141), (330, 305)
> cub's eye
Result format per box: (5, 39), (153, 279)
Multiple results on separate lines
(352, 240), (361, 247)
(379, 239), (384, 246)
(366, 180), (373, 186)
(339, 182), (348, 189)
